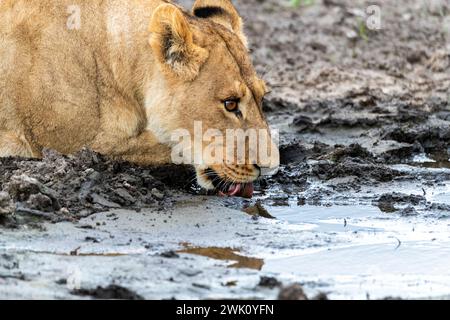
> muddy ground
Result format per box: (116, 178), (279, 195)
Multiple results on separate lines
(1, 0), (450, 299)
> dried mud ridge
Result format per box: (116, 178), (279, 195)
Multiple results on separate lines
(260, 92), (450, 211)
(0, 149), (195, 228)
(243, 0), (450, 209)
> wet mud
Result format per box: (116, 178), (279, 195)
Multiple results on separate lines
(0, 149), (195, 228)
(72, 285), (144, 300)
(1, 0), (450, 300)
(178, 246), (265, 270)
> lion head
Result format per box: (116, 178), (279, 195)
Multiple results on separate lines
(145, 0), (279, 198)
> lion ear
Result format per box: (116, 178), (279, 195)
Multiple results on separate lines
(149, 4), (209, 81)
(192, 0), (248, 47)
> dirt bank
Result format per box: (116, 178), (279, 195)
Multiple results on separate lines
(1, 0), (450, 300)
(0, 149), (197, 228)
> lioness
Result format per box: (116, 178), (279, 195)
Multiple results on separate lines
(0, 0), (279, 198)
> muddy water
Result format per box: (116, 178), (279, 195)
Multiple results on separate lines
(2, 0), (450, 300)
(262, 200), (450, 299)
(178, 247), (264, 270)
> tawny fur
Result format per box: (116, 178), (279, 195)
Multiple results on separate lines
(0, 0), (278, 188)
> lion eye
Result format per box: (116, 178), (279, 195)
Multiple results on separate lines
(224, 100), (239, 112)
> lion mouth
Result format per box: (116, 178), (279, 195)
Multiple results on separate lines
(204, 168), (255, 199)
(218, 183), (254, 199)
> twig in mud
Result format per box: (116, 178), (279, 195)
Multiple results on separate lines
(0, 273), (27, 281)
(394, 237), (402, 250)
(70, 246), (81, 256)
(15, 206), (57, 220)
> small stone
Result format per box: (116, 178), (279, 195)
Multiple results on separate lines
(59, 207), (70, 215)
(399, 206), (419, 216)
(27, 193), (53, 212)
(313, 292), (329, 300)
(0, 191), (14, 216)
(151, 188), (164, 200)
(114, 188), (135, 204)
(278, 284), (308, 300)
(160, 251), (179, 258)
(91, 193), (121, 208)
(258, 276), (282, 289)
(243, 201), (275, 219)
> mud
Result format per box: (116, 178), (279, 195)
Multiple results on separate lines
(1, 0), (450, 300)
(243, 201), (275, 219)
(72, 285), (144, 300)
(0, 149), (194, 227)
(277, 284), (308, 300)
(178, 247), (265, 270)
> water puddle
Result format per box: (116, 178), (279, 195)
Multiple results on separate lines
(262, 203), (450, 299)
(178, 247), (264, 270)
(411, 152), (450, 169)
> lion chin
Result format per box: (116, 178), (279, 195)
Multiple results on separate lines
(195, 165), (260, 199)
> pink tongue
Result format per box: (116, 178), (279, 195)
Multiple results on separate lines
(225, 183), (254, 199)
(227, 184), (242, 197)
